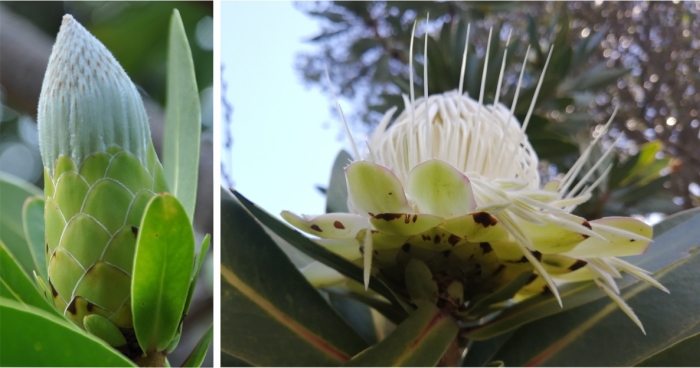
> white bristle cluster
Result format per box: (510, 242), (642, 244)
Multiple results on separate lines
(38, 15), (151, 175)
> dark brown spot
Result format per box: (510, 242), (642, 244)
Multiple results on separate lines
(480, 242), (493, 254)
(368, 212), (374, 217)
(630, 239), (636, 242)
(50, 282), (58, 297)
(531, 251), (542, 261)
(402, 243), (411, 252)
(359, 246), (364, 254)
(154, 233), (159, 237)
(442, 250), (451, 257)
(388, 192), (393, 195)
(542, 285), (552, 295)
(46, 243), (49, 253)
(473, 212), (498, 227)
(310, 224), (322, 232)
(422, 234), (431, 241)
(333, 221), (345, 229)
(87, 301), (94, 312)
(493, 264), (505, 275)
(433, 235), (441, 244)
(374, 213), (402, 221)
(582, 221), (592, 230)
(526, 274), (539, 285)
(412, 214), (418, 223)
(404, 215), (410, 224)
(67, 299), (77, 314)
(448, 235), (461, 246)
(568, 260), (588, 271)
(582, 234), (590, 239)
(131, 225), (138, 237)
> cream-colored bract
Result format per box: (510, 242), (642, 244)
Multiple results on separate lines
(282, 19), (667, 333)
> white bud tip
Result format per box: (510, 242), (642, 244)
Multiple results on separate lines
(38, 14), (151, 175)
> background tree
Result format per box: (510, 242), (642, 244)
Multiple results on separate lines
(295, 1), (700, 219)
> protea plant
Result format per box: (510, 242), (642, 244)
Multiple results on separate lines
(281, 24), (666, 335)
(31, 13), (208, 366)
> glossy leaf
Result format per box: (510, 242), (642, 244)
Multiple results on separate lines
(163, 9), (201, 221)
(342, 303), (459, 367)
(635, 332), (700, 367)
(0, 172), (43, 278)
(182, 325), (213, 367)
(233, 190), (410, 313)
(464, 210), (700, 340)
(132, 193), (195, 354)
(0, 242), (58, 316)
(22, 196), (47, 280)
(0, 298), (134, 366)
(221, 188), (368, 366)
(490, 234), (700, 366)
(326, 150), (352, 213)
(653, 207), (700, 237)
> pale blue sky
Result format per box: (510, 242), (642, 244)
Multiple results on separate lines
(222, 1), (348, 219)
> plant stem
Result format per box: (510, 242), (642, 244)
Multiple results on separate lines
(438, 335), (460, 367)
(134, 351), (166, 367)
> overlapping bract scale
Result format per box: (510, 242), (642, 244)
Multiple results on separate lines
(45, 145), (168, 332)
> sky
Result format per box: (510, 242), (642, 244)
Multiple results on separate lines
(222, 1), (348, 219)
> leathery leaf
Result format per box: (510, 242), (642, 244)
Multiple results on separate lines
(132, 193), (195, 354)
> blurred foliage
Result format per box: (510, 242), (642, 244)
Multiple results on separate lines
(4, 1), (213, 106)
(296, 1), (700, 219)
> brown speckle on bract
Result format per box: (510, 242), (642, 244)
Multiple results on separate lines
(333, 221), (344, 229)
(311, 224), (322, 232)
(473, 212), (497, 227)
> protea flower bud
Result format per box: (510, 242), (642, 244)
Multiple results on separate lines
(38, 15), (169, 350)
(282, 25), (668, 333)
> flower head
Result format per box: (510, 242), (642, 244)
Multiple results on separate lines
(38, 14), (152, 177)
(282, 22), (667, 332)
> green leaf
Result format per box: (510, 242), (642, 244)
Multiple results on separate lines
(0, 172), (43, 278)
(220, 188), (368, 366)
(326, 150), (352, 213)
(163, 9), (201, 221)
(22, 196), (47, 281)
(635, 332), (700, 367)
(182, 324), (213, 367)
(184, 234), (211, 316)
(328, 292), (378, 345)
(462, 332), (514, 367)
(466, 271), (533, 317)
(326, 289), (408, 326)
(654, 207), (700, 237)
(232, 190), (411, 313)
(132, 193), (195, 354)
(490, 234), (700, 366)
(464, 210), (700, 340)
(221, 352), (252, 367)
(342, 302), (459, 367)
(0, 298), (135, 366)
(0, 242), (58, 316)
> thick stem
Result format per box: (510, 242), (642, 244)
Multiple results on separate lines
(133, 351), (166, 367)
